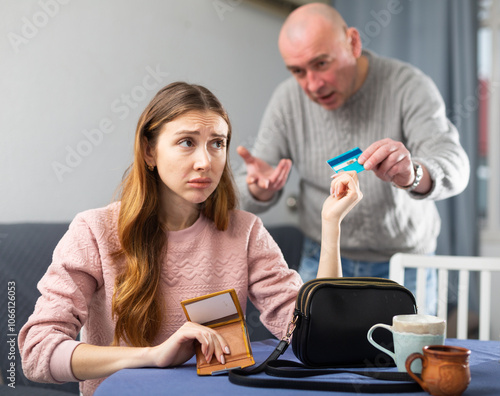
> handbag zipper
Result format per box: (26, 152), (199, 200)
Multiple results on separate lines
(297, 278), (415, 317)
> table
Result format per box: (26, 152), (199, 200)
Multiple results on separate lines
(95, 338), (500, 396)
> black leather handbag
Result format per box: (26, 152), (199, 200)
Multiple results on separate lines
(229, 277), (421, 393)
(292, 277), (417, 367)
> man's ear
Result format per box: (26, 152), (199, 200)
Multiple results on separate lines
(143, 137), (156, 167)
(346, 27), (362, 58)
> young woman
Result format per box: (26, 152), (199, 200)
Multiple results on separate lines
(19, 82), (362, 396)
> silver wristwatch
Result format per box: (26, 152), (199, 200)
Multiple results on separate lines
(393, 163), (423, 192)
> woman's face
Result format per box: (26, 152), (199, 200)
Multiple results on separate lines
(145, 110), (229, 214)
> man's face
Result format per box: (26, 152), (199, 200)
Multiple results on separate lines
(280, 29), (359, 110)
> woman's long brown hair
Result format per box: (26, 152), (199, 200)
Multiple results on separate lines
(112, 82), (237, 347)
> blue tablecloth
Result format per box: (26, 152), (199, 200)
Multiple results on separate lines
(94, 338), (500, 395)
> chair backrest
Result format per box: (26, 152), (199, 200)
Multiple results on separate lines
(389, 253), (500, 341)
(245, 225), (304, 341)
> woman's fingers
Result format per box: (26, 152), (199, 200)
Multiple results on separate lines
(323, 171), (362, 222)
(199, 332), (215, 363)
(330, 171), (360, 198)
(189, 324), (229, 365)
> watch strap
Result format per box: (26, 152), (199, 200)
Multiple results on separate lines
(392, 163), (423, 192)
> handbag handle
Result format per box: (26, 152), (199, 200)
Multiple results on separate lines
(228, 316), (421, 393)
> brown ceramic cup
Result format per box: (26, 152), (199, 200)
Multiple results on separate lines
(406, 345), (471, 396)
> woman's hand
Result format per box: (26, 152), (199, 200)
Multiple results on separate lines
(150, 322), (231, 368)
(71, 322), (230, 380)
(322, 171), (363, 223)
(316, 171), (362, 279)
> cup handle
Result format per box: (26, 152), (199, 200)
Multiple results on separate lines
(367, 324), (396, 361)
(405, 353), (427, 391)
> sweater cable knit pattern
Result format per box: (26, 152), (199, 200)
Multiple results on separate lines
(19, 202), (302, 396)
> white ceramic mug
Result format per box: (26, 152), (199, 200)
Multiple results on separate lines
(367, 314), (446, 373)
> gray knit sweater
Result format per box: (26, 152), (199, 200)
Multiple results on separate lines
(236, 50), (469, 262)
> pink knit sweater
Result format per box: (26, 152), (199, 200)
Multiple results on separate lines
(18, 202), (302, 396)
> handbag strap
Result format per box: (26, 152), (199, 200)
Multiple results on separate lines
(266, 359), (417, 381)
(229, 357), (421, 393)
(230, 316), (297, 375)
(228, 318), (421, 393)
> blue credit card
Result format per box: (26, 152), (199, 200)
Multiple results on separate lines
(326, 147), (365, 173)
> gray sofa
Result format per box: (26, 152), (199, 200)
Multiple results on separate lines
(0, 222), (303, 395)
(0, 223), (78, 395)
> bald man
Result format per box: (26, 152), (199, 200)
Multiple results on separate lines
(236, 3), (469, 314)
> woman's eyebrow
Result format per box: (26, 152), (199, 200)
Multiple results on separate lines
(173, 130), (227, 139)
(211, 132), (228, 139)
(173, 130), (200, 136)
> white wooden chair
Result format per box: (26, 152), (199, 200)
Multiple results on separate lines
(389, 253), (500, 340)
